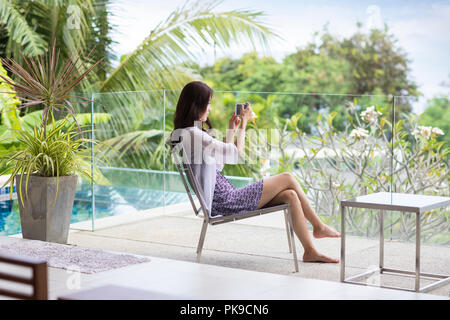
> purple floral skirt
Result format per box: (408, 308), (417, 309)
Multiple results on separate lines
(211, 169), (264, 217)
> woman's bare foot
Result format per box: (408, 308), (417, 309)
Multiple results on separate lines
(313, 224), (341, 239)
(303, 250), (339, 263)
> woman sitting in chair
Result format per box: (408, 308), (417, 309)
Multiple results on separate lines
(171, 81), (340, 263)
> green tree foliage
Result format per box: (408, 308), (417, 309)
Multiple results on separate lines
(200, 52), (283, 92)
(419, 96), (450, 146)
(199, 23), (420, 134)
(274, 49), (352, 119)
(0, 0), (113, 91)
(98, 0), (277, 93)
(0, 0), (277, 174)
(325, 23), (419, 97)
(200, 24), (420, 100)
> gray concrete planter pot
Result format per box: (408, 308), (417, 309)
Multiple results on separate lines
(15, 174), (78, 244)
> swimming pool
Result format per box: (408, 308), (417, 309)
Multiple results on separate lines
(0, 169), (254, 236)
(0, 184), (189, 236)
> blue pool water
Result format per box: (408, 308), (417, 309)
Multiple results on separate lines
(0, 184), (189, 236)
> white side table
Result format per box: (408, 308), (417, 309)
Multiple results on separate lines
(340, 192), (450, 292)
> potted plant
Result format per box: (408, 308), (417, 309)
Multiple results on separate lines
(0, 44), (103, 244)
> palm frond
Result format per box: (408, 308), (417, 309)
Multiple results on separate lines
(0, 0), (47, 56)
(100, 0), (279, 92)
(1, 0), (111, 92)
(96, 130), (163, 158)
(91, 90), (165, 138)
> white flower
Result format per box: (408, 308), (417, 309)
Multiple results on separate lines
(361, 106), (382, 124)
(421, 126), (432, 139)
(431, 127), (444, 137)
(349, 127), (369, 139)
(413, 126), (444, 140)
(413, 126), (432, 140)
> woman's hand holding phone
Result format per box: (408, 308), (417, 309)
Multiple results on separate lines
(240, 102), (252, 126)
(226, 112), (240, 144)
(229, 102), (251, 137)
(233, 102), (251, 154)
(228, 112), (240, 132)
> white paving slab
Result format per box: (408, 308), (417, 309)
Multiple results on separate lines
(0, 236), (447, 300)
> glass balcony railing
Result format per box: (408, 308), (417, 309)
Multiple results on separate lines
(0, 90), (448, 245)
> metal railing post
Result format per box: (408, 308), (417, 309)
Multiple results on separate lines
(163, 89), (166, 213)
(90, 93), (95, 231)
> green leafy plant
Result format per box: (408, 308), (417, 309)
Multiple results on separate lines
(270, 100), (449, 244)
(0, 119), (105, 206)
(0, 41), (102, 137)
(0, 41), (107, 204)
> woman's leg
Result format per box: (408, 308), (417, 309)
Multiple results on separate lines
(264, 189), (338, 263)
(256, 172), (340, 238)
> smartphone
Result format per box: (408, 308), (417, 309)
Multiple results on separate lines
(235, 103), (247, 116)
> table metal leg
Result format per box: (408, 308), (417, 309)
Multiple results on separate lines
(380, 210), (384, 271)
(340, 205), (345, 282)
(415, 211), (421, 292)
(339, 203), (449, 293)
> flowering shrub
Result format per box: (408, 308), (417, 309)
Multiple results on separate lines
(360, 106), (382, 124)
(349, 127), (369, 139)
(267, 105), (449, 244)
(412, 126), (444, 140)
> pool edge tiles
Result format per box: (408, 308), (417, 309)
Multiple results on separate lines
(69, 201), (194, 231)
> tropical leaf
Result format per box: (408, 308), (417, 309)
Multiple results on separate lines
(21, 110), (44, 130)
(0, 119), (110, 204)
(0, 0), (47, 56)
(97, 129), (164, 159)
(0, 61), (22, 132)
(52, 112), (111, 129)
(0, 0), (280, 175)
(100, 0), (278, 92)
(0, 0), (112, 93)
(0, 40), (103, 136)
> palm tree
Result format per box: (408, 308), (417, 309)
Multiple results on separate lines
(0, 0), (114, 92)
(99, 0), (276, 92)
(1, 0), (279, 172)
(94, 0), (278, 172)
(1, 0), (276, 90)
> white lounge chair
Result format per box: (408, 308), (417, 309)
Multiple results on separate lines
(170, 137), (299, 272)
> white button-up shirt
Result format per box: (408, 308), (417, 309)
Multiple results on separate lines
(171, 125), (238, 216)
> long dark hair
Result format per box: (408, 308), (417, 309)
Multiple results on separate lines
(173, 81), (213, 131)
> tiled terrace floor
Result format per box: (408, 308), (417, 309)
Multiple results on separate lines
(1, 203), (448, 300)
(65, 203), (450, 298)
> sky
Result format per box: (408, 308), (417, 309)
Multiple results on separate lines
(108, 0), (450, 111)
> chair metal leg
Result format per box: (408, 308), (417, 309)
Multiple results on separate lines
(196, 220), (208, 263)
(284, 209), (292, 253)
(286, 206), (299, 272)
